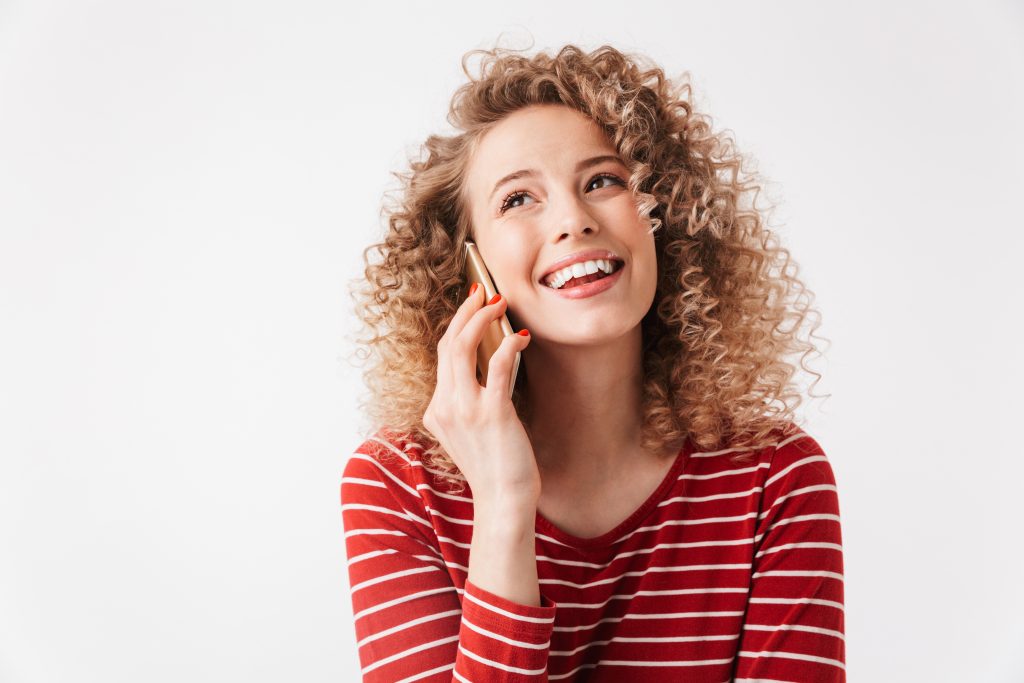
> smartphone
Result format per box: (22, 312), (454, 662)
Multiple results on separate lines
(463, 240), (521, 399)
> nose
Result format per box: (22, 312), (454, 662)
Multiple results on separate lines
(548, 188), (600, 241)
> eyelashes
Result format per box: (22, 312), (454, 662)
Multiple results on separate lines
(498, 173), (625, 215)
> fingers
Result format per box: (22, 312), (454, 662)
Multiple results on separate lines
(436, 283), (484, 385)
(453, 291), (509, 395)
(483, 326), (530, 400)
(449, 282), (485, 337)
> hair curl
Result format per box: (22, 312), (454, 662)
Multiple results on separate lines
(345, 42), (831, 493)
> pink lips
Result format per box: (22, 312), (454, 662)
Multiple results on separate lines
(542, 262), (625, 299)
(538, 249), (623, 284)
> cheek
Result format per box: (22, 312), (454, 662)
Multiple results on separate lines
(483, 240), (533, 291)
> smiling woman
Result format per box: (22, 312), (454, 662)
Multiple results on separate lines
(340, 42), (842, 682)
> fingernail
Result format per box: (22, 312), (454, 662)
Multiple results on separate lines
(488, 294), (502, 305)
(517, 328), (529, 336)
(469, 283), (479, 297)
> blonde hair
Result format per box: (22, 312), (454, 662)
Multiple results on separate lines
(346, 43), (830, 493)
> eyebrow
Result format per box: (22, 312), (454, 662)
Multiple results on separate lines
(488, 154), (626, 202)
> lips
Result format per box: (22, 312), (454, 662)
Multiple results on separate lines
(537, 249), (624, 284)
(541, 260), (625, 300)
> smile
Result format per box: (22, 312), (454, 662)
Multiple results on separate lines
(541, 262), (625, 300)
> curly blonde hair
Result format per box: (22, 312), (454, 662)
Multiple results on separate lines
(345, 42), (830, 493)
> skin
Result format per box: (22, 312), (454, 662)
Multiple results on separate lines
(463, 103), (673, 504)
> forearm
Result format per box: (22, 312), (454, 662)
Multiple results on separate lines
(468, 500), (540, 607)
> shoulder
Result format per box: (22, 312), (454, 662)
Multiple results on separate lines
(762, 424), (837, 490)
(341, 428), (427, 501)
(752, 423), (842, 527)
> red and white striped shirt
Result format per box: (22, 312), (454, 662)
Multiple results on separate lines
(340, 425), (845, 682)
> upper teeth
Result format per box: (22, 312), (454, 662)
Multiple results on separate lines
(543, 259), (619, 289)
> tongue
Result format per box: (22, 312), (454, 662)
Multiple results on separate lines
(563, 270), (610, 289)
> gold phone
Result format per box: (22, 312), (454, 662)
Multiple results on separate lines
(463, 240), (521, 399)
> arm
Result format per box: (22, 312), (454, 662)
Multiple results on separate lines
(340, 447), (557, 682)
(732, 432), (846, 682)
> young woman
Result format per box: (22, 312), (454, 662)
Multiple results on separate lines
(341, 43), (843, 682)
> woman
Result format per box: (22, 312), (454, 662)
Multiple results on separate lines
(341, 42), (843, 682)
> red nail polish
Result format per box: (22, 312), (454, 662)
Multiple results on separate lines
(469, 283), (479, 297)
(488, 294), (502, 305)
(517, 329), (530, 336)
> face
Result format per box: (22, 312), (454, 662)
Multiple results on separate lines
(463, 103), (658, 346)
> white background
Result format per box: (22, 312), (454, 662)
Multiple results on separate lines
(1, 1), (1022, 681)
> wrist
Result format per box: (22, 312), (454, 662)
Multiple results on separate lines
(474, 496), (537, 531)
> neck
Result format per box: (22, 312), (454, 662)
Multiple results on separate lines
(521, 325), (646, 482)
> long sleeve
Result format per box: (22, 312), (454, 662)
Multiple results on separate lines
(732, 432), (846, 682)
(340, 442), (557, 682)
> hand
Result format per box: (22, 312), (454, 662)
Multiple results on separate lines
(423, 285), (540, 508)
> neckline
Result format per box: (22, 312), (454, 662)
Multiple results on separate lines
(534, 437), (691, 550)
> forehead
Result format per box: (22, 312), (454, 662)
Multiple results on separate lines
(466, 105), (619, 198)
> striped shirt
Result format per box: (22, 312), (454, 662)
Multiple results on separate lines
(340, 425), (845, 682)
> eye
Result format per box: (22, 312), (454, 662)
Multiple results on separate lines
(499, 189), (531, 214)
(586, 173), (625, 191)
(497, 173), (625, 215)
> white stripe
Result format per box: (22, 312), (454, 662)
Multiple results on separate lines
(551, 658), (736, 679)
(428, 507), (476, 526)
(348, 449), (422, 499)
(356, 608), (462, 648)
(755, 541), (844, 559)
(342, 528), (444, 560)
(460, 614), (550, 649)
(623, 609), (746, 620)
(666, 486), (764, 503)
(555, 632), (739, 657)
(734, 678), (798, 683)
(370, 436), (473, 488)
(435, 533), (471, 550)
(539, 564), (751, 591)
(352, 585), (458, 620)
(343, 527), (405, 540)
(536, 587), (747, 612)
(687, 431), (807, 458)
(738, 649), (845, 670)
(341, 475), (386, 488)
(424, 484), (475, 503)
(751, 569), (844, 581)
(345, 548), (398, 566)
(564, 656), (737, 671)
(763, 484), (837, 514)
(362, 633), (459, 674)
(397, 663), (459, 683)
(539, 536), (755, 569)
(458, 643), (548, 675)
(464, 587), (554, 624)
(766, 513), (841, 532)
(775, 431), (809, 449)
(342, 502), (417, 526)
(350, 564), (447, 595)
(681, 462), (771, 480)
(537, 510), (760, 549)
(743, 622), (845, 640)
(548, 609), (745, 636)
(749, 596), (844, 611)
(360, 437), (475, 502)
(764, 455), (827, 489)
(347, 548), (444, 571)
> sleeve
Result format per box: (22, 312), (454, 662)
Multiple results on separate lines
(340, 442), (558, 682)
(732, 432), (846, 682)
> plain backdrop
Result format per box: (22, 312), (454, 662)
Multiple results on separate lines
(1, 1), (1022, 681)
